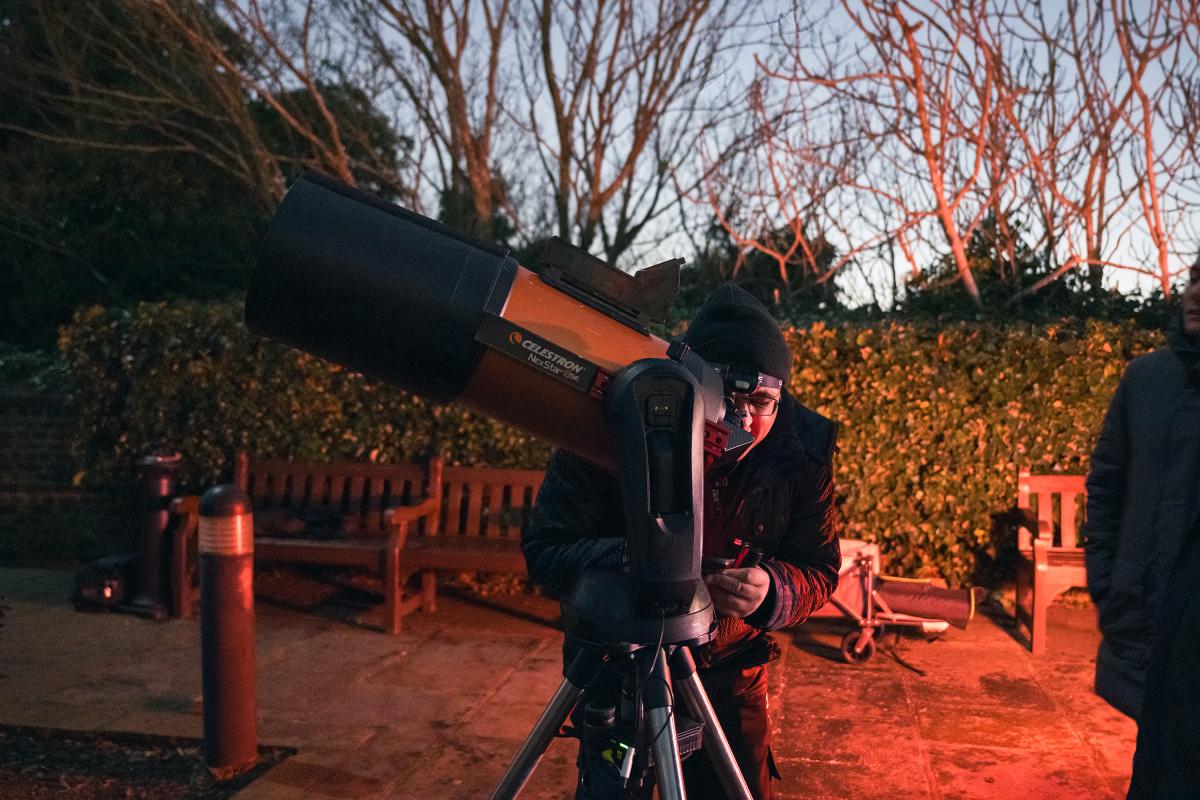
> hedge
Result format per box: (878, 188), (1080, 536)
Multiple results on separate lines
(57, 301), (553, 483)
(786, 320), (1159, 583)
(58, 300), (1162, 584)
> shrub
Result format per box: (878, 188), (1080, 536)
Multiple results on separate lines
(57, 301), (552, 493)
(59, 300), (1162, 584)
(0, 342), (64, 387)
(786, 319), (1159, 583)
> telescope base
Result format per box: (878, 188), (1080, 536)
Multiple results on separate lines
(560, 568), (715, 647)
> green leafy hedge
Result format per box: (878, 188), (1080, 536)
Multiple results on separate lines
(59, 300), (1162, 584)
(786, 320), (1159, 583)
(58, 301), (553, 489)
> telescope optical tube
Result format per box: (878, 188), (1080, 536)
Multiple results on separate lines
(247, 172), (675, 468)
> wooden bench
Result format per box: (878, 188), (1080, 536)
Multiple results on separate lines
(170, 452), (441, 633)
(391, 464), (544, 613)
(170, 454), (544, 633)
(1013, 468), (1088, 655)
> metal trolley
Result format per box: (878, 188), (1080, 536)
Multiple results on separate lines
(828, 551), (958, 664)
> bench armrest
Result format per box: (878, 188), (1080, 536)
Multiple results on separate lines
(169, 495), (201, 536)
(1015, 507), (1054, 552)
(168, 495), (201, 618)
(384, 496), (441, 537)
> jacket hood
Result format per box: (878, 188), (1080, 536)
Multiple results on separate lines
(740, 390), (835, 475)
(750, 391), (801, 456)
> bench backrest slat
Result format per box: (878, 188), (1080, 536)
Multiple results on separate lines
(464, 482), (484, 537)
(437, 465), (545, 540)
(1060, 490), (1080, 548)
(1036, 492), (1054, 542)
(346, 475), (366, 518)
(328, 474), (346, 509)
(484, 484), (501, 537)
(360, 478), (385, 538)
(235, 452), (427, 536)
(267, 469), (289, 508)
(1017, 468), (1087, 549)
(442, 481), (465, 538)
(312, 474), (331, 507)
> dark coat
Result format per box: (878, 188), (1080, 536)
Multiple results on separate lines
(521, 391), (842, 662)
(1126, 520), (1200, 798)
(1084, 316), (1200, 720)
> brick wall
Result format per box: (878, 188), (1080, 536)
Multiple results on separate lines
(0, 386), (75, 486)
(0, 385), (117, 561)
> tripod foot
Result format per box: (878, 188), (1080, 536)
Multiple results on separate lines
(488, 647), (603, 800)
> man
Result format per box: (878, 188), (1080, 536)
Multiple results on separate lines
(522, 284), (842, 799)
(1085, 257), (1200, 797)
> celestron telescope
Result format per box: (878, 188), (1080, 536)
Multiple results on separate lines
(246, 172), (758, 799)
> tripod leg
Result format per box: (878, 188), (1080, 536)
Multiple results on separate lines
(670, 648), (753, 800)
(489, 648), (600, 800)
(645, 647), (687, 800)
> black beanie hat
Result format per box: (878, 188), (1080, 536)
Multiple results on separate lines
(681, 284), (791, 382)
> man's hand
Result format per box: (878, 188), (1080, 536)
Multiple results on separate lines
(704, 566), (770, 618)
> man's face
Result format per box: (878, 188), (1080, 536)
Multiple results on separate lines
(731, 384), (782, 461)
(1184, 257), (1200, 336)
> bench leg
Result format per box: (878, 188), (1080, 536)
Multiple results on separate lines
(1031, 562), (1048, 656)
(170, 525), (193, 619)
(385, 536), (403, 635)
(421, 570), (437, 614)
(1014, 562), (1029, 636)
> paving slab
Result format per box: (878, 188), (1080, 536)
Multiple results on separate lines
(926, 742), (1120, 800)
(1026, 658), (1138, 792)
(780, 665), (911, 725)
(244, 756), (395, 799)
(774, 753), (939, 800)
(0, 567), (1137, 799)
(914, 703), (1079, 751)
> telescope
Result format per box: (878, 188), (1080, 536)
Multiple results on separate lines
(246, 172), (757, 799)
(246, 172), (754, 628)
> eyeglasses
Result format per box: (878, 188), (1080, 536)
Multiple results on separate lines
(729, 392), (779, 417)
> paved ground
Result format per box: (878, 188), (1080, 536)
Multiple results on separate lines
(0, 567), (1136, 799)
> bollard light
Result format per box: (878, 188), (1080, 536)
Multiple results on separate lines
(127, 451), (182, 620)
(198, 483), (258, 778)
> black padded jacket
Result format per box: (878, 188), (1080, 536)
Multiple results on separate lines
(521, 392), (842, 666)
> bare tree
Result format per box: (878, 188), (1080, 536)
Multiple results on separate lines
(699, 73), (865, 294)
(716, 0), (1199, 308)
(6, 0), (754, 264)
(511, 0), (747, 264)
(345, 0), (517, 233)
(721, 0), (1027, 307)
(990, 0), (1199, 301)
(967, 0), (1120, 299)
(1, 1), (416, 211)
(1110, 0), (1197, 293)
(345, 0), (751, 261)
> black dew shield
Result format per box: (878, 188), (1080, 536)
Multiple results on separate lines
(245, 172), (517, 403)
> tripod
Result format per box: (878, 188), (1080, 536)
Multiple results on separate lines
(488, 571), (753, 800)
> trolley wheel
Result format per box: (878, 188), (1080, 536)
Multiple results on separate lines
(840, 629), (876, 664)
